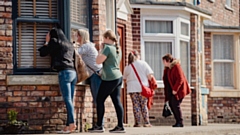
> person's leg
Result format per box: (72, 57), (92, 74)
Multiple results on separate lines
(108, 78), (125, 133)
(89, 73), (104, 125)
(170, 96), (183, 126)
(96, 80), (113, 127)
(109, 78), (124, 128)
(130, 93), (141, 126)
(139, 94), (150, 126)
(69, 70), (77, 131)
(89, 73), (102, 104)
(58, 70), (76, 127)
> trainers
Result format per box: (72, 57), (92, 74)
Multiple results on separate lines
(133, 124), (141, 127)
(88, 125), (105, 133)
(109, 126), (126, 133)
(143, 123), (152, 127)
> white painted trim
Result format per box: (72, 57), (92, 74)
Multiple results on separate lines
(205, 29), (240, 33)
(131, 4), (211, 19)
(142, 16), (177, 36)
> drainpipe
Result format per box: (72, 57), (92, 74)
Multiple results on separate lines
(115, 0), (117, 35)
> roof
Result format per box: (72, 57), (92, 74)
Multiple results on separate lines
(130, 1), (212, 16)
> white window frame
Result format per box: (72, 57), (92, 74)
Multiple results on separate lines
(179, 18), (191, 40)
(141, 15), (190, 86)
(105, 0), (115, 32)
(142, 16), (176, 37)
(141, 39), (175, 84)
(210, 33), (240, 97)
(225, 0), (233, 11)
(179, 39), (191, 81)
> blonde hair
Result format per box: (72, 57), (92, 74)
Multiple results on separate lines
(103, 30), (119, 54)
(77, 29), (90, 45)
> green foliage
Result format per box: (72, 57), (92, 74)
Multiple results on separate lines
(7, 110), (27, 126)
(84, 123), (90, 132)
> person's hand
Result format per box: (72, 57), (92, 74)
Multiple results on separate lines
(172, 90), (177, 95)
(45, 32), (50, 42)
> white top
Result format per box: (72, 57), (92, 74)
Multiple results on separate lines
(78, 42), (102, 76)
(123, 60), (153, 93)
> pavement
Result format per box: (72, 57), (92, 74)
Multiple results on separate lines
(22, 124), (239, 135)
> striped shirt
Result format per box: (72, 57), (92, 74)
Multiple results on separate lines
(77, 42), (102, 76)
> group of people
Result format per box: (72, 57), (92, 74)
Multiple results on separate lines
(38, 26), (190, 134)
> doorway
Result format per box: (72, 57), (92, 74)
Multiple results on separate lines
(117, 24), (127, 123)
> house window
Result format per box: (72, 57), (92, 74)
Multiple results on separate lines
(70, 0), (90, 43)
(181, 22), (189, 36)
(105, 0), (115, 32)
(225, 0), (232, 8)
(142, 16), (190, 83)
(180, 41), (190, 81)
(13, 0), (61, 73)
(145, 20), (173, 34)
(213, 35), (234, 87)
(145, 42), (172, 80)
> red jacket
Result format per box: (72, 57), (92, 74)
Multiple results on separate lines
(163, 60), (191, 101)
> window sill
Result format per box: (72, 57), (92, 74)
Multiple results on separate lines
(225, 5), (233, 12)
(210, 89), (240, 97)
(7, 75), (59, 85)
(208, 0), (214, 3)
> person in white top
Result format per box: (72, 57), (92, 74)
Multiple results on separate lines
(123, 50), (154, 127)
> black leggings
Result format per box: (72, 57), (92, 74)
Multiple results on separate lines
(96, 77), (124, 127)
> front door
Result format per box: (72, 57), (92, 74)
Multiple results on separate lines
(117, 24), (127, 123)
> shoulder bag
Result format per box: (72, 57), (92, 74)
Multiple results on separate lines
(131, 64), (154, 98)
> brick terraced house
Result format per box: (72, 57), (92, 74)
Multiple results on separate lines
(0, 0), (239, 134)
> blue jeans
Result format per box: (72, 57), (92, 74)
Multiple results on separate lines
(58, 69), (77, 126)
(88, 73), (102, 104)
(87, 73), (104, 125)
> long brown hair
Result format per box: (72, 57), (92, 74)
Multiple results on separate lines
(103, 30), (119, 54)
(128, 50), (139, 65)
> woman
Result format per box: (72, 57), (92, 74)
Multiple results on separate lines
(38, 27), (77, 133)
(76, 29), (102, 104)
(123, 50), (153, 127)
(88, 30), (125, 133)
(162, 53), (191, 127)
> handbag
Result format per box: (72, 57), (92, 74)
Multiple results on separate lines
(162, 102), (172, 118)
(131, 64), (154, 98)
(74, 49), (90, 83)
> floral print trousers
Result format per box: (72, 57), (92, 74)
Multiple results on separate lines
(130, 92), (150, 125)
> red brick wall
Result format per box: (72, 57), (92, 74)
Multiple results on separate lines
(149, 88), (192, 126)
(198, 0), (239, 26)
(190, 14), (200, 125)
(204, 32), (240, 123)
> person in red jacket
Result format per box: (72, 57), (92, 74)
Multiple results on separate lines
(162, 53), (191, 127)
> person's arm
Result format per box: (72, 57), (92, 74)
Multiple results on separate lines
(172, 64), (184, 95)
(96, 53), (107, 64)
(96, 44), (108, 64)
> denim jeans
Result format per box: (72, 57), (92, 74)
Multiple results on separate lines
(87, 72), (104, 125)
(88, 73), (102, 104)
(58, 69), (77, 126)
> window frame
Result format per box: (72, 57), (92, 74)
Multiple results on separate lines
(142, 16), (176, 37)
(211, 33), (237, 90)
(141, 15), (190, 84)
(143, 40), (173, 83)
(12, 0), (70, 74)
(105, 0), (115, 32)
(225, 0), (232, 8)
